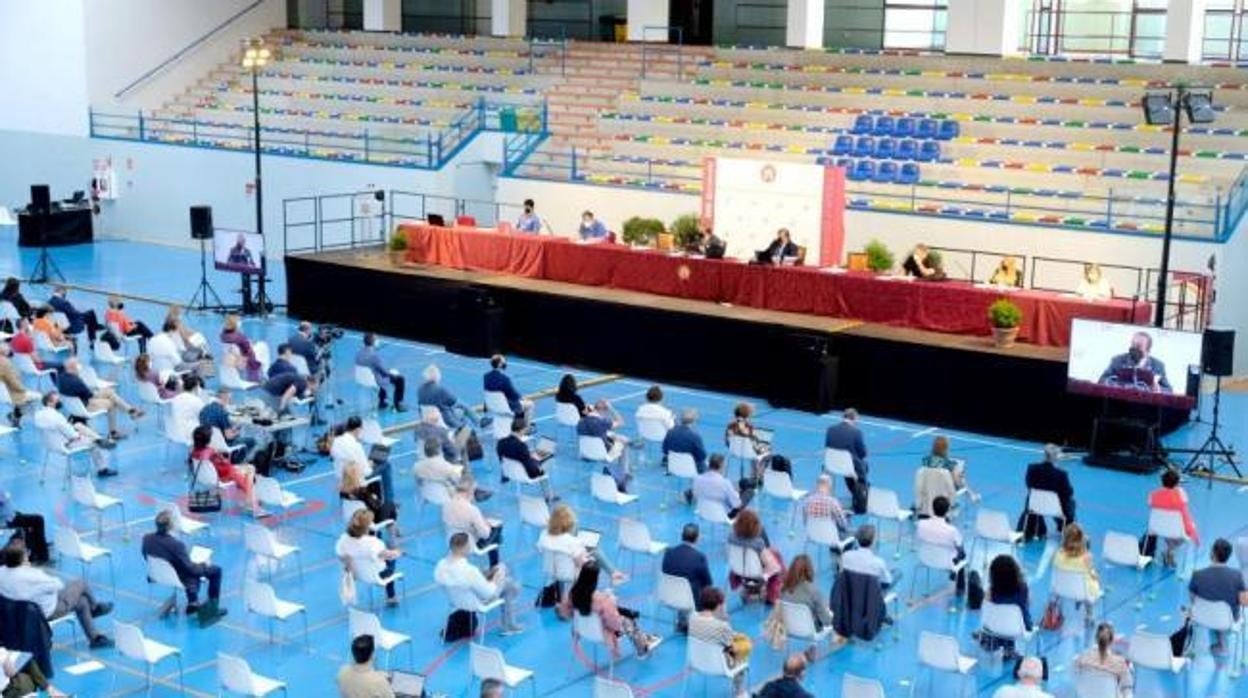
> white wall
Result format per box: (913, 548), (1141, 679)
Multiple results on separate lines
(84, 0), (286, 111)
(0, 0), (90, 137)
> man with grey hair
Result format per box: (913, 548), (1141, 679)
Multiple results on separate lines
(664, 408), (708, 505)
(991, 656), (1053, 698)
(824, 407), (869, 513)
(141, 509), (227, 625)
(417, 363), (471, 431)
(1018, 443), (1075, 541)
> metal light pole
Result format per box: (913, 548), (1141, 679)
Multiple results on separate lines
(242, 40), (271, 315)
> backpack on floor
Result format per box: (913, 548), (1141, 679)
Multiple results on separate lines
(442, 610), (478, 643)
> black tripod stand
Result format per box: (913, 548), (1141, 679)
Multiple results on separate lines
(1183, 375), (1240, 484)
(28, 245), (64, 284)
(187, 237), (226, 311)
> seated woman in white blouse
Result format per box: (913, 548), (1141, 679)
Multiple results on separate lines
(1076, 263), (1115, 301)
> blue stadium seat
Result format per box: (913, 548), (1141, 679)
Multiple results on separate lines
(832, 135), (853, 156)
(874, 137), (896, 160)
(898, 162), (920, 185)
(918, 140), (941, 162)
(938, 120), (959, 140)
(851, 115), (874, 135)
(916, 118), (938, 140)
(872, 116), (895, 136)
(836, 157), (854, 170)
(853, 136), (875, 158)
(894, 117), (916, 139)
(850, 160), (875, 181)
(896, 139), (918, 161)
(873, 161), (899, 183)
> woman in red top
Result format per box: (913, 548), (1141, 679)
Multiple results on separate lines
(189, 425), (267, 518)
(1147, 468), (1198, 568)
(104, 295), (153, 353)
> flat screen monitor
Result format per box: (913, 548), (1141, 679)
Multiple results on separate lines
(1067, 319), (1201, 410)
(213, 230), (263, 274)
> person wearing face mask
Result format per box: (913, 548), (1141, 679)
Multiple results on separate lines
(515, 198), (542, 234)
(1098, 330), (1171, 393)
(578, 210), (609, 241)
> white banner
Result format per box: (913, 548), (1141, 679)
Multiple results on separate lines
(708, 158), (825, 261)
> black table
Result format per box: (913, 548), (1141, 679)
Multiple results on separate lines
(18, 206), (93, 247)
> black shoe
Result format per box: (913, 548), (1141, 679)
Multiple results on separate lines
(90, 602), (113, 618)
(96, 468), (119, 478)
(198, 604), (228, 628)
(473, 489), (494, 503)
(89, 635), (114, 649)
(393, 403), (407, 413)
(683, 490), (694, 506)
(96, 440), (117, 451)
(378, 400), (389, 410)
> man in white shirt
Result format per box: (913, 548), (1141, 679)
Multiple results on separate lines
(332, 416), (393, 503)
(992, 656), (1053, 698)
(442, 478), (503, 567)
(169, 375), (206, 444)
(433, 532), (522, 635)
(840, 524), (896, 589)
(33, 391), (113, 477)
(148, 320), (195, 374)
(414, 438), (463, 486)
(634, 385), (675, 432)
(0, 540), (114, 648)
(915, 496), (966, 590)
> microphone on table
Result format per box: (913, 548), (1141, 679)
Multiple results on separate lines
(542, 217), (555, 235)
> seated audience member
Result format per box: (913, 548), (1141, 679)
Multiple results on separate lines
(442, 477), (503, 567)
(841, 525), (896, 590)
(169, 374), (206, 444)
(539, 505), (625, 587)
(983, 555), (1032, 659)
(728, 509), (785, 604)
(1018, 444), (1075, 540)
(0, 343), (33, 426)
(988, 256), (1024, 288)
(417, 364), (472, 431)
(757, 654), (814, 698)
(287, 321), (321, 378)
(0, 278), (32, 322)
(141, 510), (228, 625)
(724, 402), (768, 479)
(578, 399), (632, 492)
(9, 318), (64, 377)
(412, 409), (464, 462)
(483, 354), (532, 423)
(915, 461), (958, 519)
(332, 416), (393, 504)
(104, 294), (153, 353)
(34, 391), (114, 476)
(693, 454), (752, 517)
(921, 435), (975, 496)
(825, 408), (870, 513)
(148, 319), (200, 375)
(916, 496), (966, 590)
(497, 416), (556, 503)
(1075, 622), (1133, 697)
(0, 492), (49, 565)
(164, 305), (211, 361)
(263, 344), (316, 415)
(134, 353), (179, 400)
(1052, 523), (1101, 624)
(414, 438), (464, 487)
(515, 198), (542, 234)
(903, 243), (940, 278)
(689, 587), (750, 697)
(0, 644), (66, 697)
(336, 509), (402, 607)
(357, 332), (406, 412)
(1076, 262), (1114, 301)
(340, 461), (397, 530)
(992, 656), (1053, 698)
(434, 532), (523, 635)
(661, 523), (713, 632)
(189, 425), (266, 518)
(1188, 538), (1248, 655)
(337, 634), (394, 698)
(56, 357), (142, 439)
(1147, 468), (1199, 568)
(0, 540), (113, 648)
(31, 307), (73, 353)
(569, 560), (660, 658)
(198, 387), (256, 463)
(220, 314), (263, 382)
(555, 373), (589, 416)
(759, 228), (798, 264)
(802, 474), (851, 543)
(780, 554), (833, 635)
(577, 210), (608, 240)
(635, 385), (675, 432)
(664, 408), (708, 479)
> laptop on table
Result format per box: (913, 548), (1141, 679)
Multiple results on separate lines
(532, 437), (557, 463)
(390, 670), (426, 698)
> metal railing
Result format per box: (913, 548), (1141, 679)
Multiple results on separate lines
(528, 34), (569, 76)
(641, 26), (685, 80)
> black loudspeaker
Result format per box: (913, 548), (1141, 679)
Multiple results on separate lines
(1202, 328), (1235, 377)
(445, 287), (502, 357)
(190, 205), (214, 240)
(29, 184), (50, 213)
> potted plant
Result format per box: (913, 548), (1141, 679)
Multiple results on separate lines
(988, 298), (1022, 348)
(621, 216), (664, 247)
(925, 249), (943, 273)
(670, 213), (702, 251)
(387, 229), (408, 265)
(864, 239), (894, 273)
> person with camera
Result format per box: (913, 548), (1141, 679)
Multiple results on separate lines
(288, 321), (322, 377)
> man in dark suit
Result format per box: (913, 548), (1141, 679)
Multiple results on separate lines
(48, 285), (103, 348)
(660, 523), (713, 633)
(1018, 443), (1076, 540)
(140, 510), (227, 626)
(287, 321), (320, 376)
(758, 228), (798, 264)
(496, 416), (555, 502)
(1097, 331), (1172, 393)
(824, 408), (869, 513)
(482, 354), (532, 422)
(663, 408), (708, 472)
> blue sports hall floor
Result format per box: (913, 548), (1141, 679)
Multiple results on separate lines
(1, 235), (1246, 697)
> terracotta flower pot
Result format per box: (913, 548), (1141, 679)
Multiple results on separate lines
(656, 233), (674, 252)
(389, 249), (407, 266)
(991, 326), (1020, 348)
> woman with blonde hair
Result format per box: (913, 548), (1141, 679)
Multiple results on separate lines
(1053, 522), (1101, 624)
(728, 509), (785, 604)
(335, 508), (401, 606)
(1075, 622), (1134, 696)
(537, 505), (625, 587)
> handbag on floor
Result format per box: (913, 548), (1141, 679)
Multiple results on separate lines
(1039, 598), (1064, 631)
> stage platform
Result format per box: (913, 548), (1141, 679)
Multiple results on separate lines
(286, 246), (1176, 444)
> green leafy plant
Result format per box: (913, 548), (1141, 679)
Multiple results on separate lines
(988, 298), (1022, 329)
(864, 239), (894, 272)
(669, 214), (702, 249)
(925, 249), (943, 271)
(388, 229), (408, 252)
(621, 216), (665, 246)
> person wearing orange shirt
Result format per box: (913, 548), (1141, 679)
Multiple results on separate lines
(31, 307), (74, 353)
(1147, 468), (1199, 568)
(103, 295), (153, 353)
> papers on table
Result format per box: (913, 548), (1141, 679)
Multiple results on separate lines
(63, 660), (106, 675)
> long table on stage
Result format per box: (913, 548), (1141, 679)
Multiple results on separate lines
(404, 223), (1149, 347)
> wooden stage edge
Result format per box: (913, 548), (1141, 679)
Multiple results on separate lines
(300, 247), (1068, 364)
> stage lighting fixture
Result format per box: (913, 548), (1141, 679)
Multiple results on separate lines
(1142, 92), (1174, 125)
(1184, 91), (1216, 123)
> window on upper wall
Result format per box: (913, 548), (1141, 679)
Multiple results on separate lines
(883, 0), (948, 51)
(1024, 0), (1168, 58)
(1203, 0), (1248, 62)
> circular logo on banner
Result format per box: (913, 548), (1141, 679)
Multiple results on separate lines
(760, 164), (777, 183)
(677, 264), (692, 281)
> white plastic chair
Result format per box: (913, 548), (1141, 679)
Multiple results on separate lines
(287, 354), (310, 378)
(579, 435), (623, 465)
(804, 515), (856, 572)
(1190, 597), (1245, 668)
(483, 390), (512, 417)
(500, 457), (548, 499)
(255, 475), (304, 516)
(359, 417), (397, 448)
(1103, 530), (1153, 569)
(78, 363), (114, 391)
(0, 381), (39, 415)
(666, 451), (699, 506)
(219, 363), (258, 391)
(553, 401), (580, 445)
(517, 494), (550, 545)
(39, 424), (93, 487)
(910, 541), (966, 602)
(1148, 508), (1192, 572)
(684, 635), (748, 694)
(842, 673), (886, 698)
(55, 527), (115, 590)
(243, 523), (303, 580)
(969, 508), (1024, 569)
(824, 447), (857, 481)
(13, 353), (54, 389)
(35, 330), (71, 356)
(591, 471), (638, 508)
(727, 434), (757, 479)
(353, 365), (381, 408)
(980, 601), (1036, 655)
(1074, 667), (1122, 698)
(145, 555), (187, 614)
(572, 610), (615, 674)
(594, 675), (636, 698)
(635, 416), (668, 465)
(1051, 568), (1103, 618)
(1027, 489), (1066, 536)
(62, 396), (107, 431)
(419, 404), (449, 429)
(727, 543), (771, 594)
(416, 479), (453, 526)
(135, 380), (173, 428)
(656, 573), (696, 626)
(107, 321), (140, 355)
(915, 630), (977, 696)
(867, 486), (912, 554)
(348, 607), (413, 669)
(93, 341), (128, 370)
(113, 620), (183, 694)
(694, 498), (733, 541)
(542, 549), (579, 589)
(252, 341), (271, 375)
(245, 581), (308, 646)
(762, 469), (807, 532)
(70, 476), (126, 539)
(779, 600), (834, 656)
(444, 582), (504, 641)
(1127, 631), (1189, 691)
(469, 643), (536, 697)
(159, 501), (209, 537)
(218, 652), (287, 696)
(618, 517), (667, 574)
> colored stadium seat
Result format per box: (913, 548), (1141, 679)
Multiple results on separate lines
(938, 120), (959, 140)
(852, 115), (874, 135)
(850, 160), (875, 181)
(836, 158), (854, 170)
(853, 136), (875, 158)
(832, 135), (853, 156)
(894, 117), (916, 139)
(874, 161), (899, 183)
(916, 119), (939, 140)
(918, 141), (941, 162)
(898, 162), (920, 185)
(875, 138), (896, 160)
(897, 139), (918, 161)
(872, 116), (895, 136)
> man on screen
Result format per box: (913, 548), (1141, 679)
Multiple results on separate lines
(1098, 331), (1172, 393)
(227, 233), (255, 269)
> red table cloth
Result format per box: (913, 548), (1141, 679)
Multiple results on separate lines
(403, 224), (1149, 347)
